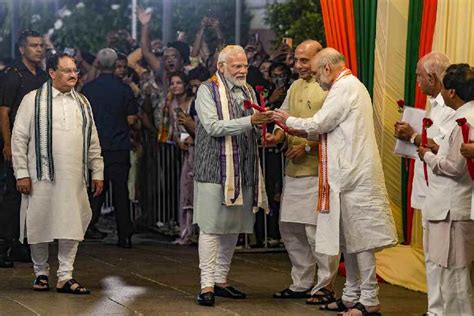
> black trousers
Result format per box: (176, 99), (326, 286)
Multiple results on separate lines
(0, 163), (21, 247)
(89, 150), (133, 239)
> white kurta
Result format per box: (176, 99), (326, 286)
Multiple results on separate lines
(11, 88), (103, 244)
(411, 93), (455, 209)
(286, 74), (398, 256)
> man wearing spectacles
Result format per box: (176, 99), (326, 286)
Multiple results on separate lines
(10, 52), (103, 294)
(0, 30), (48, 268)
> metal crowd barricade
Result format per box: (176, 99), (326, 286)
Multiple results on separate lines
(138, 131), (285, 251)
(140, 132), (182, 235)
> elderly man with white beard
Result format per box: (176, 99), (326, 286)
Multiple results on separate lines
(193, 45), (273, 306)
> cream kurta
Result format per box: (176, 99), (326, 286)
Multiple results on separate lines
(411, 93), (454, 209)
(11, 88), (103, 244)
(286, 74), (398, 256)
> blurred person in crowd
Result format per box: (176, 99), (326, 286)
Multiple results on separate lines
(193, 45), (272, 306)
(259, 60), (272, 83)
(267, 40), (339, 303)
(137, 7), (185, 78)
(188, 66), (211, 96)
(266, 61), (292, 110)
(163, 73), (196, 245)
(82, 48), (138, 248)
(115, 52), (140, 97)
(190, 16), (225, 68)
(0, 58), (14, 73)
(245, 33), (268, 69)
(11, 53), (103, 294)
(0, 30), (48, 268)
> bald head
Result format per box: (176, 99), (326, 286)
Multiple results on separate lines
(312, 47), (345, 70)
(416, 52), (450, 96)
(311, 48), (346, 91)
(296, 40), (323, 56)
(294, 40), (323, 80)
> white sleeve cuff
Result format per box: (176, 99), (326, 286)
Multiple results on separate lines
(286, 117), (297, 129)
(15, 169), (30, 180)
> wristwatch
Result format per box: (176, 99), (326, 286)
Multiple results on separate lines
(409, 132), (418, 144)
(304, 143), (311, 154)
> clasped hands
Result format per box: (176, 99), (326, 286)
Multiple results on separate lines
(251, 108), (307, 138)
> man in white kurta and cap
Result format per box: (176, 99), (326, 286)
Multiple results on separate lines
(394, 52), (454, 316)
(273, 48), (398, 316)
(267, 40), (339, 304)
(12, 53), (103, 294)
(418, 64), (474, 316)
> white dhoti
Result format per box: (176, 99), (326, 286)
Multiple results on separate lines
(424, 216), (474, 315)
(30, 239), (79, 282)
(280, 176), (339, 292)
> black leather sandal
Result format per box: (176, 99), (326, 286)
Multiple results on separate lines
(319, 298), (349, 312)
(306, 287), (336, 305)
(56, 278), (90, 295)
(273, 288), (311, 299)
(348, 302), (382, 316)
(33, 275), (49, 291)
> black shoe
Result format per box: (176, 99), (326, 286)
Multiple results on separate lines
(214, 285), (246, 299)
(0, 254), (13, 268)
(85, 227), (107, 240)
(197, 291), (215, 306)
(117, 237), (132, 248)
(273, 288), (311, 299)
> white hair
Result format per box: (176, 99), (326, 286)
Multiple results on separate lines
(315, 47), (345, 68)
(217, 45), (246, 64)
(419, 52), (450, 81)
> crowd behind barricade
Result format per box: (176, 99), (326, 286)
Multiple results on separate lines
(1, 7), (473, 315)
(0, 10), (296, 260)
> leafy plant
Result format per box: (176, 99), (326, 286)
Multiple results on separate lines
(265, 0), (325, 48)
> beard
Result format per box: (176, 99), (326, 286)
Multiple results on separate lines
(224, 71), (247, 87)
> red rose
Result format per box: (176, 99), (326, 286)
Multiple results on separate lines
(423, 117), (433, 128)
(243, 100), (252, 109)
(397, 99), (405, 108)
(255, 85), (264, 93)
(456, 118), (467, 126)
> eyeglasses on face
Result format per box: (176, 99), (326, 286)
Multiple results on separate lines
(57, 68), (80, 75)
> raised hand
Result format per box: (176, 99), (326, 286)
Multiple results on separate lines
(136, 6), (152, 25)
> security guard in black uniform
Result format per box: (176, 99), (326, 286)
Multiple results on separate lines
(0, 30), (48, 267)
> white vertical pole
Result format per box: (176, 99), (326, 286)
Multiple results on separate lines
(131, 0), (137, 40)
(235, 0), (241, 45)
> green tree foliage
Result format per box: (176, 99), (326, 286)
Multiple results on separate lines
(0, 0), (251, 58)
(265, 0), (325, 47)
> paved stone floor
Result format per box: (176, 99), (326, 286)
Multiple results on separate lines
(0, 233), (427, 315)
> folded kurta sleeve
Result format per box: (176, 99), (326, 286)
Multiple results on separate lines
(195, 85), (252, 137)
(88, 114), (104, 180)
(11, 92), (35, 179)
(286, 83), (352, 134)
